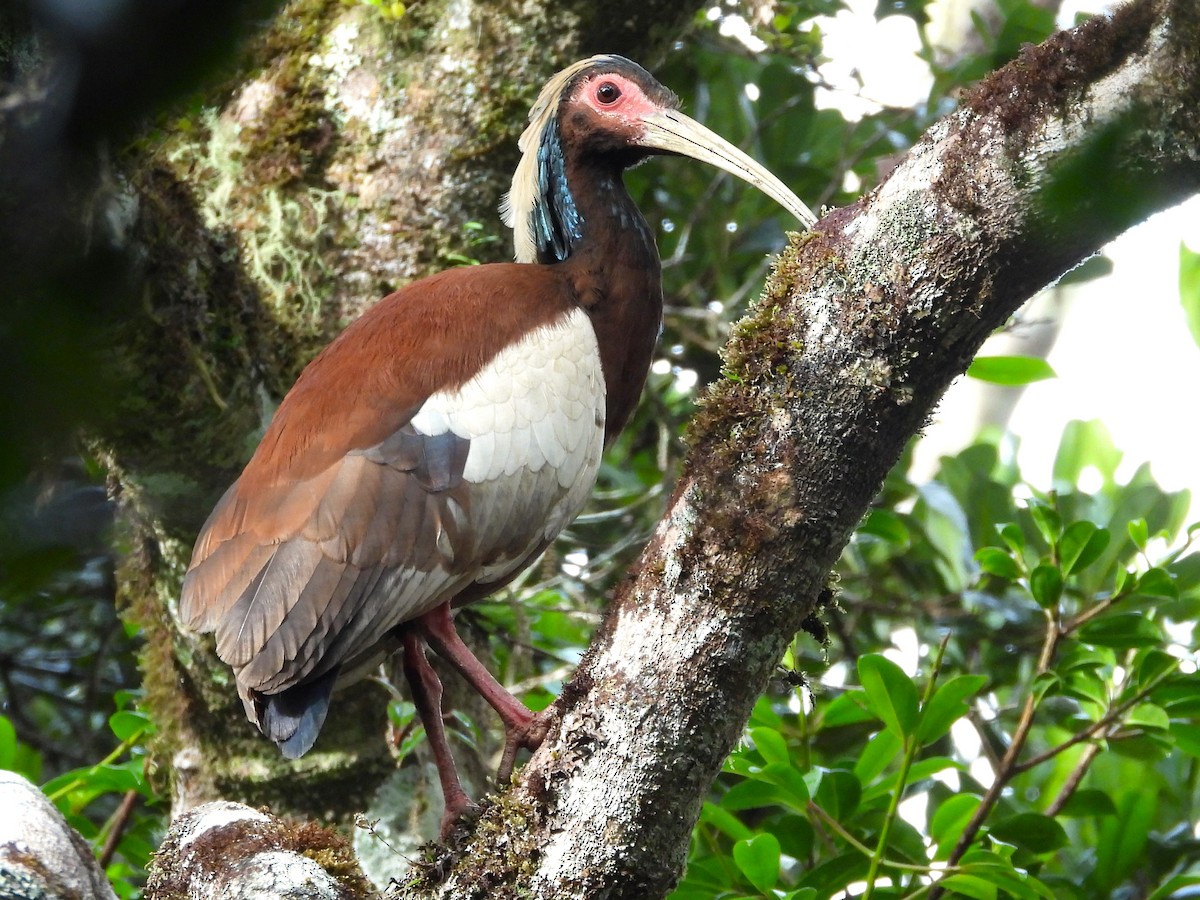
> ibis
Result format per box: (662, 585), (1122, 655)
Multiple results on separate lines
(180, 54), (815, 833)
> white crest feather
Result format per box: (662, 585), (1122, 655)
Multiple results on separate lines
(500, 56), (622, 264)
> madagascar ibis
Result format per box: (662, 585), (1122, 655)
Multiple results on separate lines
(179, 55), (815, 830)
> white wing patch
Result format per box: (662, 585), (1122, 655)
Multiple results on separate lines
(409, 307), (607, 583)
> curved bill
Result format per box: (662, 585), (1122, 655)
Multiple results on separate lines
(638, 109), (817, 228)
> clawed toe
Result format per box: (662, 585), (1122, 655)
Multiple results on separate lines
(438, 791), (481, 841)
(497, 708), (553, 783)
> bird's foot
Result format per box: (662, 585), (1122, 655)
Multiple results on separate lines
(496, 707), (554, 784)
(438, 788), (481, 842)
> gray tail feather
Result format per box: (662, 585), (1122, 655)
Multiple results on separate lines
(255, 667), (339, 760)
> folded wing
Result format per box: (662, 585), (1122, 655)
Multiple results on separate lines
(179, 297), (606, 756)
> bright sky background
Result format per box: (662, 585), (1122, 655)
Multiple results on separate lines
(809, 0), (1200, 517)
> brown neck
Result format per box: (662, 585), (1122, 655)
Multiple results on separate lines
(559, 161), (663, 444)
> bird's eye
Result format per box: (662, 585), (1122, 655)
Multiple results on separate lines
(596, 81), (621, 105)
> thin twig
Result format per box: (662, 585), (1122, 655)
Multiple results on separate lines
(1013, 671), (1173, 774)
(1045, 742), (1101, 816)
(937, 607), (1061, 884)
(808, 801), (939, 875)
(97, 790), (139, 869)
(865, 635), (950, 899)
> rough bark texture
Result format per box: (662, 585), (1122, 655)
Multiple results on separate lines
(99, 0), (703, 832)
(144, 801), (372, 899)
(0, 772), (118, 900)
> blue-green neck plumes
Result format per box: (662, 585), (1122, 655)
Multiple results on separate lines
(532, 121), (584, 264)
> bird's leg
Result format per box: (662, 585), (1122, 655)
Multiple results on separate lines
(400, 630), (475, 838)
(418, 603), (552, 782)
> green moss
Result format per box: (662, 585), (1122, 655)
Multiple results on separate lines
(285, 820), (376, 897)
(689, 232), (838, 468)
(237, 0), (347, 187)
(160, 104), (340, 342)
(110, 496), (203, 797)
(139, 0), (366, 380)
(402, 788), (544, 898)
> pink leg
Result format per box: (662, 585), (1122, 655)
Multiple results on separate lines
(418, 603), (551, 781)
(401, 630), (474, 838)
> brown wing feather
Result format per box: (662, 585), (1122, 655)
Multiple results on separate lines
(180, 263), (572, 624)
(179, 263), (579, 709)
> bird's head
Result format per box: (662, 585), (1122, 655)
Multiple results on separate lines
(502, 55), (815, 264)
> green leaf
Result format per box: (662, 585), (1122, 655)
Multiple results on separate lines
(998, 522), (1025, 555)
(1170, 723), (1200, 758)
(1180, 242), (1200, 350)
(1053, 420), (1122, 488)
(960, 865), (1056, 900)
(931, 793), (982, 855)
(976, 547), (1021, 580)
(1029, 504), (1062, 547)
(1065, 520), (1099, 564)
(821, 692), (878, 727)
(1059, 521), (1108, 575)
(674, 857), (736, 895)
(853, 729), (901, 783)
(1057, 641), (1113, 673)
(797, 852), (869, 895)
(1076, 531), (1111, 575)
(109, 710), (152, 742)
(733, 833), (780, 893)
(858, 654), (920, 740)
(860, 508), (910, 546)
(990, 813), (1068, 853)
(699, 802), (753, 842)
(1078, 613), (1164, 649)
(863, 757), (963, 803)
(1158, 676), (1200, 716)
(1029, 564), (1063, 608)
(937, 873), (997, 900)
(1113, 567), (1134, 596)
(1126, 703), (1170, 731)
(721, 778), (790, 811)
(1060, 668), (1108, 707)
(918, 674), (988, 746)
(749, 727), (791, 766)
(1093, 790), (1156, 889)
(1149, 873), (1200, 900)
(1135, 567), (1177, 599)
(749, 694), (785, 729)
(1127, 518), (1149, 550)
(967, 355), (1056, 385)
(1055, 789), (1116, 818)
(43, 763), (144, 814)
(814, 768), (861, 819)
(775, 815), (815, 861)
(1031, 671), (1061, 705)
(917, 482), (975, 591)
(756, 762), (811, 809)
(0, 716), (15, 771)
(1133, 648), (1178, 689)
